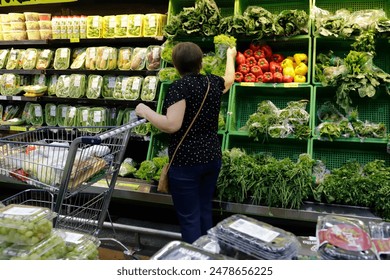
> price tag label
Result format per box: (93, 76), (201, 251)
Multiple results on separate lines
(12, 96), (22, 101)
(50, 106), (56, 117)
(134, 15), (141, 27)
(82, 110), (88, 122)
(284, 83), (299, 88)
(70, 38), (80, 43)
(35, 106), (42, 117)
(132, 78), (141, 91)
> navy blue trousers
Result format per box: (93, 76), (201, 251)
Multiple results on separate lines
(168, 159), (221, 244)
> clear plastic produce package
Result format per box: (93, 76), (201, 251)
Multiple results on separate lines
(58, 229), (100, 260)
(369, 221), (390, 260)
(122, 76), (143, 100)
(316, 215), (378, 260)
(151, 240), (230, 260)
(0, 204), (56, 246)
(140, 75), (158, 101)
(208, 214), (300, 260)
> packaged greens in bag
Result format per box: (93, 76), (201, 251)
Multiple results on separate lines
(140, 76), (158, 101)
(0, 49), (9, 69)
(64, 106), (77, 127)
(102, 75), (116, 99)
(119, 158), (137, 177)
(87, 107), (106, 133)
(115, 15), (128, 38)
(127, 14), (143, 37)
(22, 48), (39, 70)
(102, 15), (116, 38)
(6, 49), (22, 70)
(70, 48), (86, 70)
(32, 74), (47, 86)
(48, 75), (58, 96)
(0, 74), (22, 96)
(117, 47), (133, 70)
(113, 75), (126, 99)
(22, 102), (32, 124)
(36, 49), (53, 70)
(69, 74), (86, 98)
(76, 106), (90, 130)
(85, 47), (97, 70)
(86, 75), (103, 99)
(53, 48), (71, 70)
(123, 76), (143, 100)
(57, 104), (69, 126)
(56, 75), (71, 98)
(28, 103), (44, 126)
(143, 14), (165, 37)
(45, 103), (57, 126)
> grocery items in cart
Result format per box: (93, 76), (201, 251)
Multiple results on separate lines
(316, 215), (378, 260)
(208, 214), (300, 260)
(151, 240), (230, 260)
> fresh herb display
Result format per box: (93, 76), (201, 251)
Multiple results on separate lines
(217, 149), (314, 209)
(134, 156), (169, 182)
(158, 67), (180, 82)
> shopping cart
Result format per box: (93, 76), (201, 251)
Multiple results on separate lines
(0, 119), (146, 236)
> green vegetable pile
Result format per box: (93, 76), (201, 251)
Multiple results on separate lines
(313, 160), (390, 220)
(315, 50), (390, 111)
(217, 148), (314, 209)
(243, 100), (311, 141)
(134, 156), (169, 182)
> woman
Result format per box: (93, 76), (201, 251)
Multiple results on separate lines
(135, 42), (236, 243)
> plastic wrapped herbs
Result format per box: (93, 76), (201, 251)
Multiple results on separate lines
(316, 215), (378, 260)
(207, 214), (300, 260)
(150, 240), (230, 260)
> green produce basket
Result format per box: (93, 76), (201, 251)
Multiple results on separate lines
(225, 134), (310, 161)
(228, 83), (314, 133)
(312, 37), (390, 85)
(235, 0), (312, 36)
(238, 36), (312, 84)
(310, 139), (390, 170)
(312, 0), (389, 37)
(167, 0), (235, 23)
(312, 86), (390, 142)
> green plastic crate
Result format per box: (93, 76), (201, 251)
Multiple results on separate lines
(312, 37), (390, 85)
(312, 86), (390, 141)
(225, 134), (310, 161)
(228, 83), (313, 133)
(313, 0), (388, 14)
(235, 0), (312, 35)
(167, 0), (235, 23)
(310, 139), (390, 170)
(237, 36), (312, 84)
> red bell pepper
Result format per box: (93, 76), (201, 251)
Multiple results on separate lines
(258, 58), (269, 72)
(249, 42), (261, 51)
(260, 44), (273, 60)
(283, 75), (294, 83)
(262, 72), (273, 83)
(243, 49), (254, 58)
(235, 72), (244, 82)
(257, 75), (264, 83)
(253, 49), (265, 61)
(244, 73), (256, 82)
(273, 72), (284, 83)
(250, 65), (263, 78)
(269, 61), (282, 73)
(238, 63), (250, 75)
(246, 56), (257, 67)
(236, 52), (246, 65)
(272, 53), (285, 63)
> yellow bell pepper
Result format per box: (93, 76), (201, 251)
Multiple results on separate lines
(294, 62), (308, 76)
(293, 53), (308, 65)
(294, 75), (306, 83)
(283, 66), (295, 77)
(281, 58), (294, 69)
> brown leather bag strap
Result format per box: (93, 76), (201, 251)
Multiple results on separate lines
(167, 76), (210, 170)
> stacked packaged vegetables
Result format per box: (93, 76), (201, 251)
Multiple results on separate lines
(142, 14), (166, 37)
(102, 75), (116, 98)
(130, 47), (147, 70)
(76, 106), (90, 129)
(151, 240), (229, 260)
(127, 14), (143, 37)
(0, 73), (22, 96)
(6, 49), (24, 70)
(0, 49), (9, 68)
(102, 15), (116, 38)
(316, 215), (378, 260)
(56, 104), (69, 126)
(45, 103), (57, 126)
(55, 75), (71, 97)
(87, 107), (106, 133)
(85, 47), (97, 70)
(69, 74), (86, 98)
(96, 47), (117, 70)
(140, 75), (158, 101)
(117, 47), (133, 70)
(63, 106), (77, 127)
(36, 49), (53, 70)
(70, 48), (86, 69)
(28, 103), (44, 126)
(146, 45), (162, 70)
(123, 76), (143, 100)
(53, 48), (71, 70)
(207, 214), (300, 260)
(47, 75), (58, 96)
(87, 16), (103, 39)
(115, 15), (128, 38)
(86, 75), (103, 99)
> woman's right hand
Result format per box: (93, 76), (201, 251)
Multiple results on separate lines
(135, 103), (151, 119)
(227, 47), (237, 60)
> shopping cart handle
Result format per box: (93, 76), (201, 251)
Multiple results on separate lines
(81, 136), (102, 145)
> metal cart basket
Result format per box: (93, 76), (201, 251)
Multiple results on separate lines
(0, 119), (146, 236)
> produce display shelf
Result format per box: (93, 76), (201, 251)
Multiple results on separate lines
(88, 179), (383, 224)
(44, 69), (159, 76)
(0, 95), (37, 102)
(311, 136), (388, 144)
(0, 69), (43, 75)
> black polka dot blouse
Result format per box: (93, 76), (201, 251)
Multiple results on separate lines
(163, 73), (225, 167)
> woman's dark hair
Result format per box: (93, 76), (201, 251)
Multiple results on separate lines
(172, 42), (203, 76)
